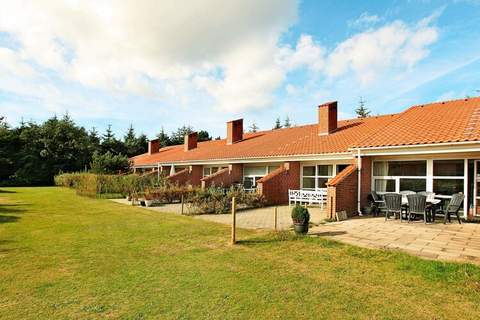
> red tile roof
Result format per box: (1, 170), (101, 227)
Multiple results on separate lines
(132, 97), (480, 166)
(132, 114), (397, 166)
(352, 97), (480, 148)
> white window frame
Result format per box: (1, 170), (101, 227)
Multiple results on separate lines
(301, 164), (336, 191)
(202, 166), (228, 177)
(371, 158), (469, 216)
(372, 160), (428, 194)
(242, 164), (281, 191)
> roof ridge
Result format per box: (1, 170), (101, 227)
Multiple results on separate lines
(409, 96), (480, 109)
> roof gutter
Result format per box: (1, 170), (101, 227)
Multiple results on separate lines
(349, 140), (480, 152)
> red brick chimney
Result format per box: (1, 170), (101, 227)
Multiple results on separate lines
(227, 119), (243, 145)
(148, 139), (160, 155)
(184, 132), (198, 151)
(318, 101), (338, 135)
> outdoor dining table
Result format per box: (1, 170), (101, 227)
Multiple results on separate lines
(401, 197), (442, 222)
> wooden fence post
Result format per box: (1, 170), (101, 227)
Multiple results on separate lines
(273, 206), (278, 231)
(181, 195), (184, 215)
(231, 197), (236, 245)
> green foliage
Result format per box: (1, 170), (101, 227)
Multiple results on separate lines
(54, 172), (164, 198)
(186, 186), (266, 214)
(0, 116), (149, 186)
(90, 151), (130, 174)
(273, 117), (282, 129)
(355, 97), (371, 118)
(248, 122), (259, 133)
(283, 116), (291, 128)
(291, 205), (310, 224)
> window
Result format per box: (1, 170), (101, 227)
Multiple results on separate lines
(243, 166), (268, 190)
(433, 179), (464, 195)
(433, 160), (464, 176)
(301, 164), (334, 190)
(400, 178), (426, 192)
(337, 164), (349, 173)
(373, 161), (426, 176)
(373, 160), (427, 193)
(203, 166), (228, 177)
(374, 179), (395, 192)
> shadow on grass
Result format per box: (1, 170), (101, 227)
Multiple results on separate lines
(309, 231), (347, 237)
(0, 240), (16, 253)
(0, 204), (28, 215)
(0, 189), (16, 193)
(0, 215), (20, 223)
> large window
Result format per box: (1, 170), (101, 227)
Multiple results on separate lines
(243, 165), (280, 190)
(433, 160), (464, 197)
(302, 165), (334, 190)
(373, 159), (466, 199)
(373, 160), (427, 193)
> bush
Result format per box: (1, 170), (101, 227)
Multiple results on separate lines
(291, 205), (310, 224)
(186, 186), (266, 215)
(90, 151), (130, 174)
(54, 172), (166, 198)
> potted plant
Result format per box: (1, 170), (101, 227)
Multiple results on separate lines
(291, 205), (310, 234)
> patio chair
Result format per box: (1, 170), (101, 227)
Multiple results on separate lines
(407, 194), (427, 223)
(434, 193), (464, 224)
(418, 191), (436, 222)
(371, 191), (386, 216)
(383, 193), (404, 222)
(399, 190), (416, 196)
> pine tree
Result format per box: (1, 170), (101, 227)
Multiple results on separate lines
(355, 97), (371, 118)
(249, 122), (259, 133)
(273, 117), (282, 129)
(156, 127), (171, 147)
(284, 116), (291, 128)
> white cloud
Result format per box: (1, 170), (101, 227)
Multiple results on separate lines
(0, 0), (298, 112)
(277, 34), (325, 71)
(0, 47), (36, 77)
(326, 20), (438, 84)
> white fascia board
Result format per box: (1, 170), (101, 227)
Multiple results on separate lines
(132, 152), (354, 168)
(350, 141), (480, 152)
(352, 143), (480, 157)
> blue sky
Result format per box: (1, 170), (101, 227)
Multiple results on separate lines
(1, 0), (480, 139)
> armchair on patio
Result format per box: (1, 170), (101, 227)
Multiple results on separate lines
(371, 191), (386, 217)
(384, 193), (404, 222)
(434, 193), (464, 224)
(407, 194), (427, 223)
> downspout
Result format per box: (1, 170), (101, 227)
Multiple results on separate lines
(157, 163), (160, 182)
(357, 149), (362, 216)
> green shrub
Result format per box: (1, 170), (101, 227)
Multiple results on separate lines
(291, 205), (310, 224)
(186, 186), (266, 215)
(54, 172), (166, 198)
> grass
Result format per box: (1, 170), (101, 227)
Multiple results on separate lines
(0, 187), (480, 319)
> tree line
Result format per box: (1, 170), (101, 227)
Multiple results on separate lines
(0, 115), (212, 186)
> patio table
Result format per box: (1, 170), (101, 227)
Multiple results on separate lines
(401, 197), (442, 222)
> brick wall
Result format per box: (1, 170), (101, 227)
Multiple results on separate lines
(167, 165), (203, 187)
(201, 164), (243, 188)
(256, 161), (300, 205)
(325, 156), (372, 218)
(326, 164), (358, 218)
(360, 157), (372, 208)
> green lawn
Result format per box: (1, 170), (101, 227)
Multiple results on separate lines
(1, 187), (480, 319)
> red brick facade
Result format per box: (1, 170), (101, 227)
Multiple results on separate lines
(201, 164), (243, 188)
(167, 165), (203, 187)
(227, 119), (243, 145)
(318, 101), (338, 135)
(325, 157), (372, 218)
(256, 161), (301, 205)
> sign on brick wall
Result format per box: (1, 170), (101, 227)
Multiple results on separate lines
(335, 210), (348, 221)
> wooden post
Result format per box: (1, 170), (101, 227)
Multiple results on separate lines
(231, 197), (236, 245)
(273, 206), (278, 231)
(181, 195), (184, 215)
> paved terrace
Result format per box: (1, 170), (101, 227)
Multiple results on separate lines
(310, 217), (480, 264)
(111, 200), (327, 230)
